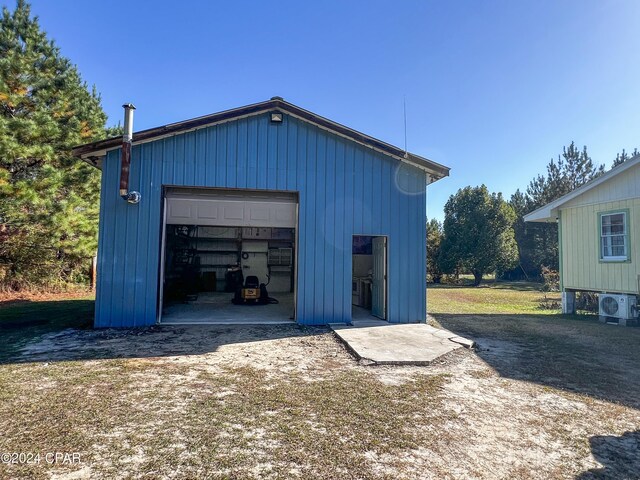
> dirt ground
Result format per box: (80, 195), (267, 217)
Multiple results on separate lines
(1, 314), (639, 479)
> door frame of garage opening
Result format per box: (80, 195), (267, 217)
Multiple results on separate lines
(351, 234), (388, 322)
(157, 186), (300, 324)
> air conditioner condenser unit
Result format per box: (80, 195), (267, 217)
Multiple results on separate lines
(599, 294), (638, 322)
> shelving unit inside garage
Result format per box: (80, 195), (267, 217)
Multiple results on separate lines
(163, 226), (294, 301)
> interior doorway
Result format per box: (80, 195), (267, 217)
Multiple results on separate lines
(352, 235), (387, 321)
(158, 188), (298, 324)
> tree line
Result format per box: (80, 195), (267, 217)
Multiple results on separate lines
(0, 1), (117, 290)
(428, 143), (637, 286)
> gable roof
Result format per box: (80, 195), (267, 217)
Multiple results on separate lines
(72, 97), (450, 183)
(524, 154), (640, 222)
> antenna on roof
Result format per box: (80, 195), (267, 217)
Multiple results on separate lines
(403, 95), (408, 155)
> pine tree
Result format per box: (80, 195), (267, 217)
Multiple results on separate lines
(506, 142), (605, 279)
(612, 148), (639, 167)
(0, 0), (108, 288)
(526, 142), (604, 208)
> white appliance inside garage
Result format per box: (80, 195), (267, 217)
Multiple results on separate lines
(160, 188), (297, 324)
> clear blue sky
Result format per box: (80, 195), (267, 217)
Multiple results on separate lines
(26, 0), (640, 220)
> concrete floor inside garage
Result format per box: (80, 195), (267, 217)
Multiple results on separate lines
(161, 294), (383, 325)
(161, 292), (295, 324)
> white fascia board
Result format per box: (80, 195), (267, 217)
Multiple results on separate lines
(524, 206), (557, 223)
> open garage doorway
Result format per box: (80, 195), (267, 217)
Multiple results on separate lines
(159, 188), (298, 324)
(352, 235), (387, 321)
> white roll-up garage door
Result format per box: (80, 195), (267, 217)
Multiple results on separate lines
(165, 188), (297, 228)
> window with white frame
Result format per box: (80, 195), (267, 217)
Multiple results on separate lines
(600, 212), (628, 261)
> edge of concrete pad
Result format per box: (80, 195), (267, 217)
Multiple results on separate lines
(449, 336), (476, 349)
(329, 327), (370, 364)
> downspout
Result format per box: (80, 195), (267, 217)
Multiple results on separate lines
(120, 103), (141, 204)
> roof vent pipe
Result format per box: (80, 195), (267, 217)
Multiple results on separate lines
(119, 103), (141, 204)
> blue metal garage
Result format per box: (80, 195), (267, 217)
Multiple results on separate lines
(73, 98), (449, 327)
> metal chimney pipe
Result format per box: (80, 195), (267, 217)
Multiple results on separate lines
(120, 103), (140, 204)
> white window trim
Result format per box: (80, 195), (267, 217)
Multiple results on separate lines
(600, 211), (628, 262)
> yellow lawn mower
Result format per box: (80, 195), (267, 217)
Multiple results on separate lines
(231, 275), (279, 305)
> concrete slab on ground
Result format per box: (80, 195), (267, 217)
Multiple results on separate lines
(329, 320), (475, 365)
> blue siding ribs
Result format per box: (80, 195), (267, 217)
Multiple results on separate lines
(95, 113), (427, 327)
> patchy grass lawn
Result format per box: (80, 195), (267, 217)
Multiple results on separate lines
(428, 280), (562, 314)
(0, 294), (94, 362)
(1, 288), (639, 479)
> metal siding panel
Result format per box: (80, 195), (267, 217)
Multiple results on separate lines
(94, 150), (115, 328)
(277, 120), (287, 189)
(325, 135), (337, 322)
(266, 117), (277, 189)
(195, 130), (206, 185)
(379, 158), (389, 320)
(124, 147), (142, 326)
(256, 118), (268, 189)
(335, 139), (349, 323)
(144, 142), (161, 324)
(163, 137), (175, 184)
(105, 150), (122, 327)
(414, 173), (427, 321)
(314, 133), (326, 321)
(404, 171), (416, 322)
(115, 150), (133, 327)
(419, 173), (427, 321)
(362, 152), (373, 232)
(412, 174), (422, 320)
(398, 172), (410, 323)
(303, 126), (318, 323)
(126, 148), (143, 327)
(226, 123), (238, 187)
(174, 134), (185, 185)
(246, 116), (258, 189)
(294, 124), (306, 321)
(387, 160), (400, 322)
(344, 143), (355, 226)
(286, 120), (297, 190)
(236, 120), (248, 189)
(111, 153), (129, 328)
(216, 124), (227, 185)
(353, 148), (364, 233)
(183, 131), (196, 186)
(205, 127), (216, 184)
(133, 146), (150, 325)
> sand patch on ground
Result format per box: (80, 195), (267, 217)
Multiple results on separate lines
(2, 321), (638, 479)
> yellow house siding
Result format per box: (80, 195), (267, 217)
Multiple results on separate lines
(561, 198), (640, 294)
